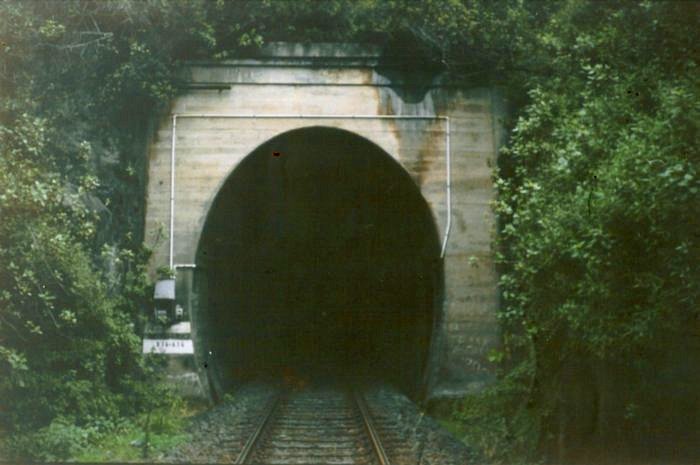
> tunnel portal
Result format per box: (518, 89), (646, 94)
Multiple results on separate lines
(197, 127), (442, 396)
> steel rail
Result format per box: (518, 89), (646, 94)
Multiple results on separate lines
(354, 390), (391, 465)
(233, 391), (282, 464)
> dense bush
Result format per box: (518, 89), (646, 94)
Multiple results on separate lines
(493, 1), (700, 462)
(0, 0), (196, 450)
(4, 417), (100, 461)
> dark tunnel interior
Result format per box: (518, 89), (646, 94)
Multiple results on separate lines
(197, 127), (442, 396)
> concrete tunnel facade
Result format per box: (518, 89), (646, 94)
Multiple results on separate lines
(143, 42), (505, 400)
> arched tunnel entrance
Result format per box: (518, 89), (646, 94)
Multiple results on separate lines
(196, 127), (442, 398)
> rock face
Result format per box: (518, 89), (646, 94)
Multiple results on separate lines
(143, 42), (506, 400)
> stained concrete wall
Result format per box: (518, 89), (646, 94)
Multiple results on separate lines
(144, 42), (505, 399)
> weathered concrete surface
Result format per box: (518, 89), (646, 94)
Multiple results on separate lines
(144, 42), (505, 399)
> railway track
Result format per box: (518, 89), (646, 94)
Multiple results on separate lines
(234, 384), (391, 465)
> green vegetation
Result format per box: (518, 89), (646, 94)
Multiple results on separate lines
(1, 1), (697, 463)
(432, 3), (699, 463)
(72, 397), (205, 463)
(491, 2), (699, 463)
(3, 395), (203, 462)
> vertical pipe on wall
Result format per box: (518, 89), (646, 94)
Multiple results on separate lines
(440, 117), (451, 258)
(169, 115), (177, 269)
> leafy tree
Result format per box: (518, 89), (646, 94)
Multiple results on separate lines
(0, 0), (197, 449)
(494, 1), (700, 462)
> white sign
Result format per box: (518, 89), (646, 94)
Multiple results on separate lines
(143, 339), (194, 354)
(166, 321), (191, 335)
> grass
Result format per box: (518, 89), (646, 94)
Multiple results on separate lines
(72, 398), (208, 462)
(426, 395), (541, 465)
(73, 425), (190, 462)
(437, 415), (471, 442)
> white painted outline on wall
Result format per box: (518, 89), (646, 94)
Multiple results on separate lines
(168, 114), (452, 268)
